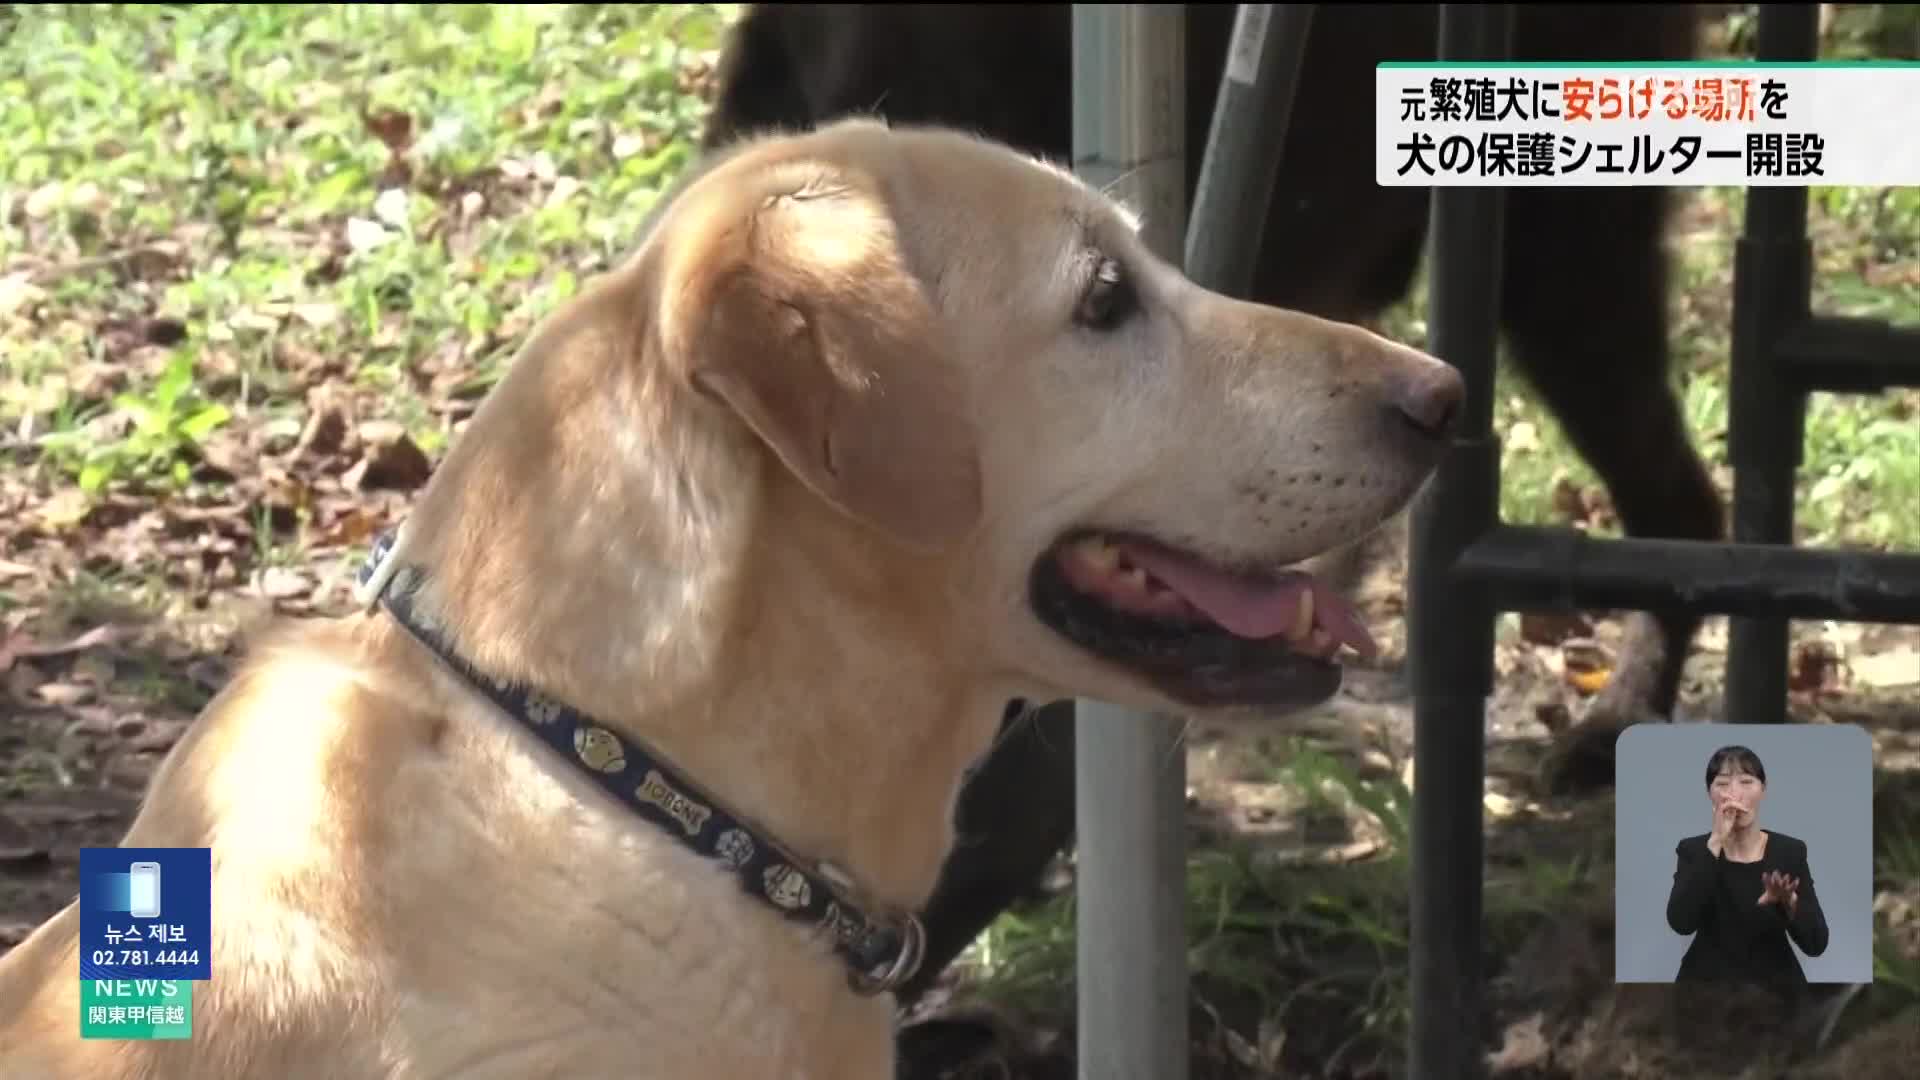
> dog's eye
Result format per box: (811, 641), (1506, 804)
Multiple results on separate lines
(1074, 257), (1136, 331)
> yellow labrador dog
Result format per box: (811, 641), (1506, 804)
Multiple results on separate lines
(0, 117), (1461, 1078)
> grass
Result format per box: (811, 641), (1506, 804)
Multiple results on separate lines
(3, 3), (734, 506)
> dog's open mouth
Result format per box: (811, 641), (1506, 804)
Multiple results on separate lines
(1029, 529), (1378, 709)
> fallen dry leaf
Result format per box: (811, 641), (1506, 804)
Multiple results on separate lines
(1567, 668), (1609, 695)
(356, 419), (406, 446)
(317, 506), (384, 549)
(224, 308), (284, 335)
(1, 624), (130, 670)
(1789, 639), (1843, 694)
(363, 107), (415, 154)
(345, 217), (394, 252)
(1850, 647), (1919, 689)
(545, 176), (581, 209)
(373, 188), (411, 230)
(0, 272), (46, 317)
(280, 340), (344, 386)
(1520, 612), (1595, 647)
(1561, 637), (1614, 695)
(1579, 488), (1618, 531)
(344, 427), (432, 492)
(294, 397), (350, 461)
(1487, 1012), (1552, 1074)
(257, 466), (315, 528)
(290, 302), (339, 329)
(94, 316), (188, 350)
(161, 502), (255, 549)
(257, 566), (314, 601)
(611, 132), (649, 160)
(63, 361), (130, 404)
(1550, 474), (1586, 524)
(35, 489), (93, 532)
(6, 661), (47, 702)
(128, 723), (189, 755)
(188, 429), (247, 485)
(33, 681), (96, 707)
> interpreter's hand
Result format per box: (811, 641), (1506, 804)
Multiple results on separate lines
(1758, 870), (1799, 918)
(1707, 800), (1740, 858)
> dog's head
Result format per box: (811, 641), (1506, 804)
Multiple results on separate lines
(643, 117), (1462, 716)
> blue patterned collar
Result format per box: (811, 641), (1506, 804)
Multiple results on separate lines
(354, 529), (926, 997)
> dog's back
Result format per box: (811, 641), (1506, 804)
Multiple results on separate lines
(703, 3), (1702, 322)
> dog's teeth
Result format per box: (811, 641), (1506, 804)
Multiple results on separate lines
(1077, 539), (1119, 573)
(1289, 590), (1314, 641)
(1121, 567), (1149, 592)
(1307, 628), (1334, 656)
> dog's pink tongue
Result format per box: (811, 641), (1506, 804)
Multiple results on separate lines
(1121, 545), (1378, 659)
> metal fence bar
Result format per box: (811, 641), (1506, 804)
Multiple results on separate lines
(1455, 526), (1920, 624)
(1186, 4), (1315, 294)
(1071, 7), (1190, 1080)
(1408, 5), (1514, 1078)
(1776, 314), (1920, 392)
(1724, 2), (1825, 725)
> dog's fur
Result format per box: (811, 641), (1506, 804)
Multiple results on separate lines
(0, 119), (1457, 1078)
(695, 6), (1728, 1008)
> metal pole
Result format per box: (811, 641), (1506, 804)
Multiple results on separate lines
(1186, 4), (1315, 294)
(1454, 526), (1920, 624)
(1724, 2), (1820, 725)
(1408, 6), (1513, 1079)
(1072, 7), (1189, 1080)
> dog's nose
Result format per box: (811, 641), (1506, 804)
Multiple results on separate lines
(1390, 362), (1465, 441)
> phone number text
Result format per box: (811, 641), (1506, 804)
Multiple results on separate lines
(88, 949), (202, 967)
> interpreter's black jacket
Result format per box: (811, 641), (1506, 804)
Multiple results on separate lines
(1665, 829), (1830, 989)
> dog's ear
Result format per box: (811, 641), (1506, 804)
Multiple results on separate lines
(670, 162), (982, 552)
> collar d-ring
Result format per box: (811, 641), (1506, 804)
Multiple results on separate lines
(849, 912), (927, 997)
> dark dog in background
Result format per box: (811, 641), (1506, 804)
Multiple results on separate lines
(700, 2), (1716, 1018)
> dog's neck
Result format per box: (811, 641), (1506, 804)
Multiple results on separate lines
(388, 277), (1002, 914)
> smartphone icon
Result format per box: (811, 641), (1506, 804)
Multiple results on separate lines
(128, 862), (161, 919)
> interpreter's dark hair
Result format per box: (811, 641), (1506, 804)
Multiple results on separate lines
(1704, 745), (1767, 788)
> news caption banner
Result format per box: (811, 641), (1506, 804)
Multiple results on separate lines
(1375, 61), (1920, 187)
(77, 847), (211, 1040)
